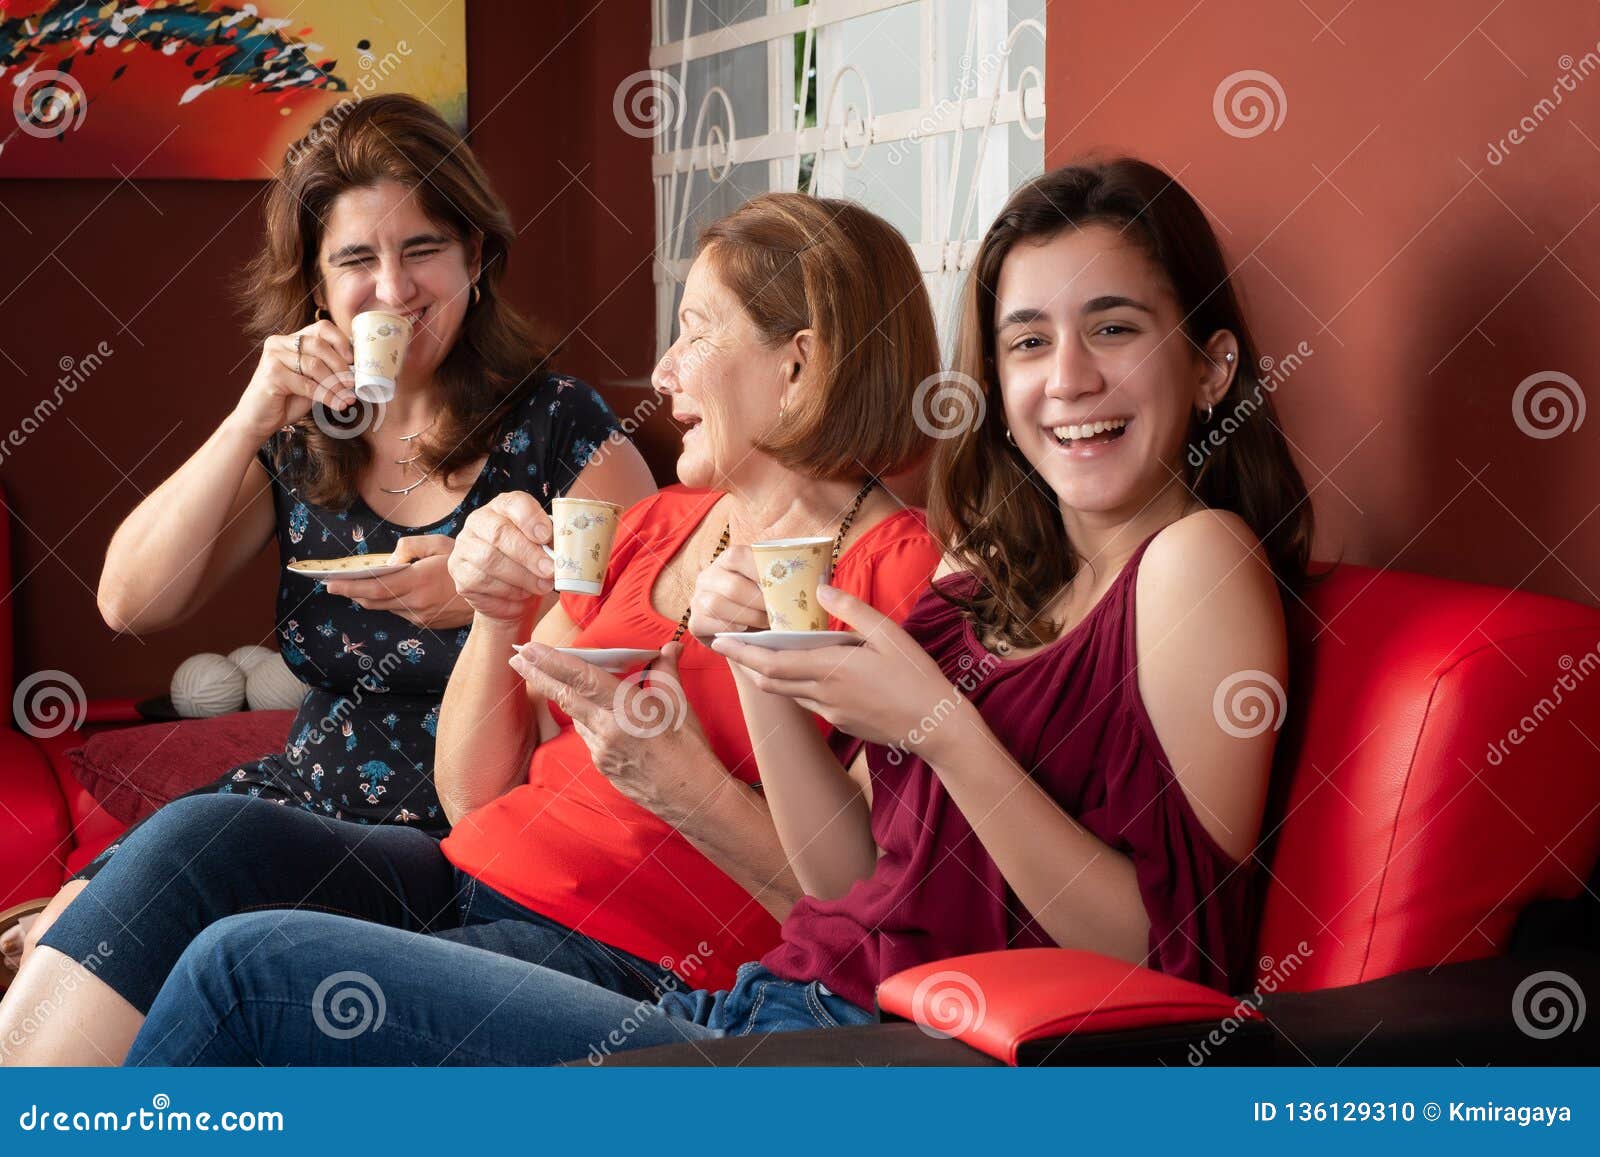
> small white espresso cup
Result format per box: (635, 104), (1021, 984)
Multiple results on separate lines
(351, 310), (414, 403)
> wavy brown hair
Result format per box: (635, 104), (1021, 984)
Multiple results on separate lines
(241, 93), (552, 509)
(930, 157), (1316, 650)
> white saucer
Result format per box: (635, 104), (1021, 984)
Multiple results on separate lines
(553, 646), (660, 672)
(714, 630), (862, 650)
(287, 555), (412, 581)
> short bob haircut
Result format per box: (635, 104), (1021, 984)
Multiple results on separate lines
(697, 193), (936, 481)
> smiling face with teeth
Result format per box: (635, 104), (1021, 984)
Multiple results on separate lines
(316, 180), (481, 391)
(650, 253), (797, 489)
(993, 223), (1236, 522)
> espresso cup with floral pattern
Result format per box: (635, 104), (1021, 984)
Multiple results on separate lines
(351, 310), (414, 403)
(548, 497), (622, 595)
(750, 536), (833, 631)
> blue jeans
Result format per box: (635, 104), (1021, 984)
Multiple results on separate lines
(39, 794), (678, 1013)
(126, 912), (873, 1065)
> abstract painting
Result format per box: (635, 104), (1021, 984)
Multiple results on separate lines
(0, 0), (466, 179)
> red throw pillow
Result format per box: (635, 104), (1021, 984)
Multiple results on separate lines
(68, 711), (296, 825)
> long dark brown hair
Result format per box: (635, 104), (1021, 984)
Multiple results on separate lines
(241, 93), (552, 508)
(930, 157), (1316, 650)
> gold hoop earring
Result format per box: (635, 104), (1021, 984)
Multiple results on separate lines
(1004, 428), (1015, 445)
(471, 283), (481, 306)
(314, 306), (330, 322)
(1200, 404), (1214, 423)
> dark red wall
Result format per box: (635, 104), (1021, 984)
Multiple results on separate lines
(0, 0), (664, 699)
(1046, 0), (1600, 605)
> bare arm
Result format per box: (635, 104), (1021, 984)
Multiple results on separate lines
(97, 418), (276, 634)
(99, 319), (360, 634)
(723, 668), (878, 900)
(436, 443), (657, 825)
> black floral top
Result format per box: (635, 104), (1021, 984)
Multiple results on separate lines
(223, 374), (620, 831)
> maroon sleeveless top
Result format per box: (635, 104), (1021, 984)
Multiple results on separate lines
(762, 530), (1260, 1011)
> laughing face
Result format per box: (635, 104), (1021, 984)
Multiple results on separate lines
(650, 250), (794, 489)
(992, 223), (1236, 519)
(315, 179), (481, 388)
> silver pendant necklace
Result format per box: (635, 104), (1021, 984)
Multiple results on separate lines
(379, 418), (437, 496)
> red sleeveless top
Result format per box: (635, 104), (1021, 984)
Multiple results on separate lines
(441, 486), (942, 990)
(763, 530), (1260, 1010)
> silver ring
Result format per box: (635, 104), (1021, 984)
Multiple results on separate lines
(294, 332), (304, 377)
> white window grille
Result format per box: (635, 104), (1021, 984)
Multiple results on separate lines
(636, 0), (1047, 357)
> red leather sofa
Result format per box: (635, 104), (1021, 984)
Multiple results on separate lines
(7, 479), (1599, 1063)
(0, 482), (141, 910)
(598, 562), (1600, 1065)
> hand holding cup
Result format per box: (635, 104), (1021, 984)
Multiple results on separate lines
(448, 493), (558, 623)
(687, 544), (768, 639)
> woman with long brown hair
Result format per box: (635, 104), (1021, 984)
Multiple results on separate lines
(0, 94), (654, 980)
(95, 157), (1313, 1066)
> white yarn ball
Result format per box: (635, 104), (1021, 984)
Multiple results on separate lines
(227, 644), (275, 674)
(171, 652), (246, 718)
(246, 651), (308, 712)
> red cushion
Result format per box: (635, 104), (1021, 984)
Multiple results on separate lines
(1260, 564), (1600, 990)
(67, 710), (296, 826)
(0, 728), (70, 906)
(877, 948), (1258, 1066)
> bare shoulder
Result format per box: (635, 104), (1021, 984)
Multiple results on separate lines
(1133, 508), (1285, 862)
(1138, 508), (1276, 624)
